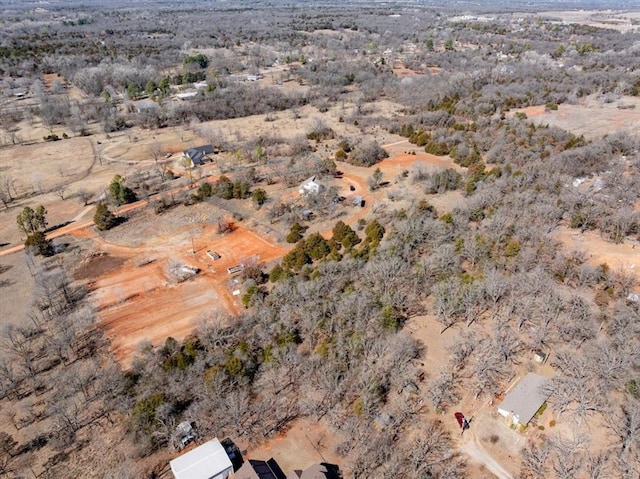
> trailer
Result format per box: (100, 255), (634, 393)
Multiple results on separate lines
(227, 264), (245, 274)
(206, 250), (221, 261)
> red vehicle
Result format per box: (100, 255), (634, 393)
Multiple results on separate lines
(455, 412), (470, 433)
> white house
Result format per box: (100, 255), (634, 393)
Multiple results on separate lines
(299, 176), (324, 196)
(497, 373), (550, 427)
(175, 91), (199, 100)
(170, 438), (233, 479)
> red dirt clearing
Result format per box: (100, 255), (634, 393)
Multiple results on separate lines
(86, 225), (287, 366)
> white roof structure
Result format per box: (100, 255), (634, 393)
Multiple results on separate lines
(170, 438), (233, 479)
(175, 91), (199, 100)
(299, 175), (324, 196)
(497, 373), (550, 426)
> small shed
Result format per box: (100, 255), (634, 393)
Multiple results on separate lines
(175, 421), (196, 450)
(497, 373), (550, 427)
(299, 176), (324, 196)
(170, 438), (233, 479)
(533, 351), (546, 364)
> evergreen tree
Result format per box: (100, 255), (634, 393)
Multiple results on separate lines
(93, 203), (117, 231)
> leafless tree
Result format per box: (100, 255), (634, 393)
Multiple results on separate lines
(0, 174), (16, 207)
(0, 431), (17, 476)
(520, 441), (551, 479)
(148, 142), (165, 164)
(76, 189), (92, 206)
(432, 279), (463, 334)
(426, 369), (459, 411)
(549, 434), (588, 479)
(55, 184), (67, 200)
(408, 420), (456, 475)
(606, 398), (640, 464)
(584, 451), (610, 479)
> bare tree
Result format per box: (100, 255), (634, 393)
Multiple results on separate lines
(55, 184), (67, 201)
(148, 142), (164, 164)
(76, 189), (92, 206)
(426, 369), (459, 411)
(606, 399), (640, 464)
(520, 441), (551, 479)
(432, 279), (463, 334)
(0, 432), (17, 475)
(0, 174), (16, 207)
(549, 435), (588, 479)
(584, 451), (610, 479)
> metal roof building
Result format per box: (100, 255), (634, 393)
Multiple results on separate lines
(170, 438), (233, 479)
(497, 373), (550, 426)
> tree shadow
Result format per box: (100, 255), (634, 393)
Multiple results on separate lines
(0, 263), (13, 274)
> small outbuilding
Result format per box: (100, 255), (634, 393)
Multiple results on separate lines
(533, 351), (547, 364)
(175, 421), (196, 450)
(175, 91), (199, 100)
(497, 373), (550, 427)
(299, 175), (324, 196)
(170, 438), (233, 479)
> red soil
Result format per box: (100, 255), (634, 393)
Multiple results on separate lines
(81, 224), (287, 366)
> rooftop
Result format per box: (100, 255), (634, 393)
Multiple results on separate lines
(497, 373), (550, 426)
(170, 438), (233, 479)
(235, 459), (286, 479)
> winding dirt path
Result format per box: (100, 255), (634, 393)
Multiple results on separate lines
(460, 434), (514, 479)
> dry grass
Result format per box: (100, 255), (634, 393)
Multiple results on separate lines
(514, 95), (640, 139)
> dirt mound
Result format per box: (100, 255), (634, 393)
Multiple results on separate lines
(74, 254), (127, 281)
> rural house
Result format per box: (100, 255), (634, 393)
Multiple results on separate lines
(169, 438), (233, 479)
(497, 373), (550, 427)
(296, 463), (343, 479)
(183, 144), (215, 168)
(235, 458), (287, 479)
(299, 175), (324, 196)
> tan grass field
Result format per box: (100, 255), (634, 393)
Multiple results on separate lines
(514, 95), (640, 139)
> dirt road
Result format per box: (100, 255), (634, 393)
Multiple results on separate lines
(0, 198), (150, 257)
(461, 434), (514, 479)
(0, 174), (221, 258)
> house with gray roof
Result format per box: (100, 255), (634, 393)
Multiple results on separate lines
(497, 373), (550, 427)
(183, 144), (215, 167)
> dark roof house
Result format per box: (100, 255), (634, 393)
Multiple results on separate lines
(297, 463), (342, 479)
(183, 145), (215, 167)
(234, 459), (287, 479)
